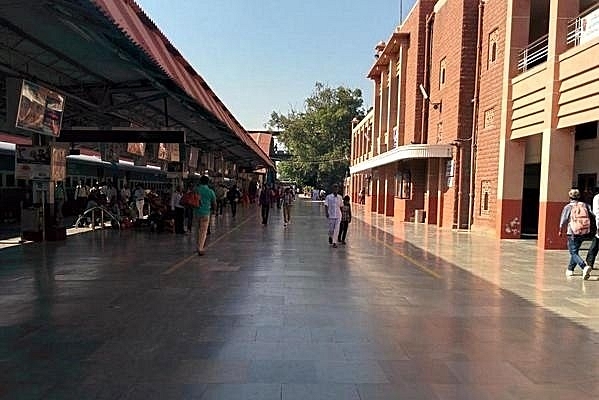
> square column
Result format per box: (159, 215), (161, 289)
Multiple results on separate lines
(538, 128), (574, 249)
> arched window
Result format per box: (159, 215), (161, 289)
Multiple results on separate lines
(488, 29), (499, 68)
(439, 57), (447, 89)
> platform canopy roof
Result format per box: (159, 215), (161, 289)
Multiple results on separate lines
(0, 0), (273, 170)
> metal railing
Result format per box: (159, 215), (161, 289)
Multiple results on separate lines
(74, 206), (120, 230)
(517, 34), (549, 72)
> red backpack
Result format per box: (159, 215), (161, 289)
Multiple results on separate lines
(181, 191), (200, 208)
(570, 202), (591, 236)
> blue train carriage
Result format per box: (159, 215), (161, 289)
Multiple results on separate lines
(0, 142), (168, 223)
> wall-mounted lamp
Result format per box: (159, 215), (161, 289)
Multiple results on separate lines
(419, 84), (442, 112)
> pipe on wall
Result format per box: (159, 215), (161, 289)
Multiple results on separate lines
(467, 0), (485, 229)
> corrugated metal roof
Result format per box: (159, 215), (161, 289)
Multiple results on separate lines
(90, 0), (272, 167)
(249, 133), (273, 157)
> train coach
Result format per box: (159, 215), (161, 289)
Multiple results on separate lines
(0, 142), (169, 223)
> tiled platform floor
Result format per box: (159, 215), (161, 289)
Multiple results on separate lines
(1, 198), (599, 399)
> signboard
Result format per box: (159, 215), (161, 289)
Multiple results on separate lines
(580, 8), (599, 45)
(158, 143), (170, 161)
(16, 80), (65, 137)
(127, 142), (145, 156)
(15, 145), (51, 180)
(169, 143), (180, 162)
(51, 144), (68, 181)
(155, 143), (181, 162)
(445, 159), (455, 177)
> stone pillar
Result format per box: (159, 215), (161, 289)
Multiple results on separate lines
(425, 158), (439, 225)
(377, 174), (385, 215)
(385, 165), (395, 217)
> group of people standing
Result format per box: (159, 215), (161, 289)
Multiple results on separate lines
(258, 185), (295, 226)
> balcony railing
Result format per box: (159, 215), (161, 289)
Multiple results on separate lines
(567, 2), (599, 47)
(517, 34), (549, 72)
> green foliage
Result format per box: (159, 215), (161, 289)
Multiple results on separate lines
(268, 82), (364, 189)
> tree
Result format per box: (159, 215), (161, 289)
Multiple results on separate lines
(268, 82), (364, 190)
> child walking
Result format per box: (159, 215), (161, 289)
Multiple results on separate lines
(338, 195), (352, 245)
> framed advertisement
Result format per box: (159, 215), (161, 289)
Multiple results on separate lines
(15, 145), (51, 180)
(16, 80), (65, 137)
(158, 143), (169, 161)
(127, 143), (145, 156)
(51, 144), (68, 181)
(169, 143), (180, 162)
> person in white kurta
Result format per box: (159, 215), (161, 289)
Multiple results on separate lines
(324, 184), (343, 248)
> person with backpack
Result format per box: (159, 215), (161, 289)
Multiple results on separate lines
(559, 188), (594, 279)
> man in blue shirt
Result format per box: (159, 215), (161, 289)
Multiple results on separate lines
(195, 176), (217, 256)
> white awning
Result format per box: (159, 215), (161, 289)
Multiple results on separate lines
(350, 144), (453, 174)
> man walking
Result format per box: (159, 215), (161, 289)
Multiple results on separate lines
(282, 187), (294, 227)
(195, 176), (216, 256)
(259, 185), (273, 225)
(559, 188), (593, 279)
(324, 184), (343, 248)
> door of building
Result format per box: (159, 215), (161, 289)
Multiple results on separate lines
(577, 173), (596, 204)
(521, 163), (540, 238)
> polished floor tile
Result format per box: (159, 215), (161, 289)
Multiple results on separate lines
(1, 199), (599, 399)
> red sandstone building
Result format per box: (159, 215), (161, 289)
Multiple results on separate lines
(349, 0), (599, 249)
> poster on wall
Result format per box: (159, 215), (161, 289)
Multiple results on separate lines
(15, 80), (65, 137)
(15, 144), (51, 180)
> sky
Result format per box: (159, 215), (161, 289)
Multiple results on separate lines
(136, 0), (417, 131)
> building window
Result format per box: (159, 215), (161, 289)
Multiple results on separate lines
(439, 57), (447, 89)
(575, 121), (598, 141)
(480, 180), (491, 216)
(483, 108), (495, 129)
(488, 29), (499, 67)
